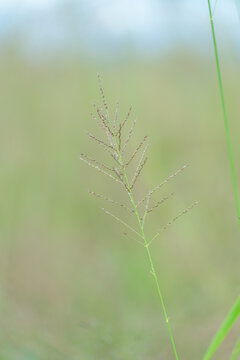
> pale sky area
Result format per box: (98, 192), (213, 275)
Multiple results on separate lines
(0, 0), (240, 58)
(0, 0), (57, 7)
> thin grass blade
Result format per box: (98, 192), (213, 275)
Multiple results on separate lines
(231, 337), (240, 360)
(203, 296), (240, 360)
(207, 0), (240, 229)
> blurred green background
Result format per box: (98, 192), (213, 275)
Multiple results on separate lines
(1, 1), (240, 359)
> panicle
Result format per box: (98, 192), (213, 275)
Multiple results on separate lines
(81, 78), (196, 252)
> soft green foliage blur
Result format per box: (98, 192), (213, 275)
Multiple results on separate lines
(0, 49), (240, 359)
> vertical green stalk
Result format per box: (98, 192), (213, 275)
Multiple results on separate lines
(203, 1), (240, 359)
(113, 137), (179, 360)
(207, 0), (240, 229)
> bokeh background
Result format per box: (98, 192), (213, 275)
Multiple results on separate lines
(1, 0), (240, 359)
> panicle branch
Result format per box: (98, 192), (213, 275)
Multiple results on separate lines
(131, 140), (150, 189)
(101, 208), (143, 239)
(123, 232), (145, 246)
(131, 157), (148, 190)
(149, 201), (199, 246)
(126, 135), (148, 167)
(91, 112), (106, 132)
(87, 131), (121, 166)
(117, 106), (132, 136)
(141, 193), (150, 228)
(93, 105), (115, 150)
(136, 163), (190, 208)
(113, 167), (124, 182)
(113, 101), (119, 132)
(80, 153), (113, 172)
(97, 73), (108, 112)
(88, 190), (134, 214)
(80, 155), (121, 184)
(117, 106), (132, 151)
(87, 132), (114, 151)
(147, 192), (175, 215)
(121, 119), (136, 155)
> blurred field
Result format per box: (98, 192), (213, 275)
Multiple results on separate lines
(0, 49), (240, 359)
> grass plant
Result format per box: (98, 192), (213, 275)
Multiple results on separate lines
(203, 0), (240, 358)
(80, 75), (198, 359)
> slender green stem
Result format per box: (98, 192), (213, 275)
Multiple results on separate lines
(203, 297), (240, 360)
(204, 2), (240, 359)
(113, 137), (179, 360)
(207, 0), (240, 229)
